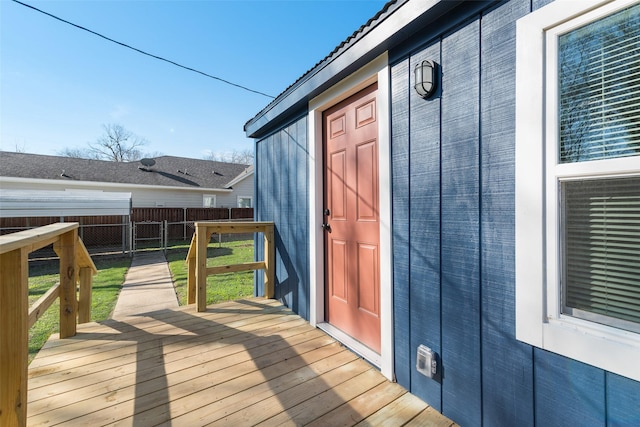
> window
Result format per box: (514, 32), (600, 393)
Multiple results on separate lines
(516, 0), (640, 381)
(237, 196), (252, 208)
(562, 177), (640, 333)
(203, 195), (216, 208)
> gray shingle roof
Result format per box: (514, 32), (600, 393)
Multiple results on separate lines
(0, 151), (250, 189)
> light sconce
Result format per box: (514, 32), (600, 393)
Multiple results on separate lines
(414, 60), (437, 99)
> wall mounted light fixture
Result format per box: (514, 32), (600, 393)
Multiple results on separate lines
(414, 60), (437, 99)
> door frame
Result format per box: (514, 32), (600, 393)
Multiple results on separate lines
(308, 52), (393, 380)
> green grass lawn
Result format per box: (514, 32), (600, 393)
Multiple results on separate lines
(166, 239), (255, 306)
(28, 256), (130, 363)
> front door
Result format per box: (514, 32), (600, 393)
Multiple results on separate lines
(323, 83), (380, 353)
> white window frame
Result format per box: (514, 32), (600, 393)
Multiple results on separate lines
(515, 0), (640, 381)
(203, 194), (216, 208)
(237, 196), (253, 208)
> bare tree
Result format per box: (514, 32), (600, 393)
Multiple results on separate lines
(89, 124), (147, 162)
(58, 147), (93, 158)
(58, 124), (150, 162)
(204, 148), (254, 164)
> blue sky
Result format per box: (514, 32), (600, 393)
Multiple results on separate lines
(1, 0), (387, 159)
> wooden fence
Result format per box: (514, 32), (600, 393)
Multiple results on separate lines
(0, 223), (97, 426)
(0, 208), (254, 249)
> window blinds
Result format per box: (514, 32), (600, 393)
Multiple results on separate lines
(563, 177), (640, 330)
(559, 3), (640, 163)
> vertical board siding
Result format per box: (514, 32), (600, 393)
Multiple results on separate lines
(388, 1), (640, 426)
(249, 1), (640, 425)
(272, 131), (284, 301)
(391, 58), (412, 391)
(439, 19), (482, 427)
(284, 124), (295, 311)
(409, 43), (443, 410)
(534, 349), (606, 426)
(297, 118), (310, 320)
(533, 0), (554, 10)
(606, 373), (640, 426)
(479, 1), (535, 425)
(276, 130), (288, 306)
(254, 136), (268, 297)
(255, 117), (310, 319)
(279, 123), (293, 311)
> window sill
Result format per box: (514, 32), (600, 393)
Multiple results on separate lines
(525, 317), (640, 381)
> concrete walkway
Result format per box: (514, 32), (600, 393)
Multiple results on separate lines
(111, 250), (179, 319)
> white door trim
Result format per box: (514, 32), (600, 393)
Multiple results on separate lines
(308, 52), (393, 380)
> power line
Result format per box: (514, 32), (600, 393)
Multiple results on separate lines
(11, 0), (276, 99)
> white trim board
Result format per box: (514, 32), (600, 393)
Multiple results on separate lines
(515, 0), (640, 381)
(308, 52), (394, 381)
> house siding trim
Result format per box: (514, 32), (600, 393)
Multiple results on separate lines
(307, 52), (394, 380)
(225, 166), (253, 188)
(0, 176), (233, 193)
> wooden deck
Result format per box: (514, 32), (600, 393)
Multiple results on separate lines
(27, 298), (455, 426)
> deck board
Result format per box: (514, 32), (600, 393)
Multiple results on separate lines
(27, 298), (456, 426)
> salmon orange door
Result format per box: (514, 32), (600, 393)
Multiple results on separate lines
(323, 83), (380, 353)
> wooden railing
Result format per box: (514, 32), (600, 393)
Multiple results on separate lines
(0, 223), (97, 427)
(186, 221), (275, 312)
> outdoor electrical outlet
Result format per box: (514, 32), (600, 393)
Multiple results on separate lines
(416, 344), (437, 378)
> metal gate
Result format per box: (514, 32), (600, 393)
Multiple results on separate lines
(132, 220), (167, 253)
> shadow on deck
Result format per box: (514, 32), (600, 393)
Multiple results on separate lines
(27, 298), (455, 426)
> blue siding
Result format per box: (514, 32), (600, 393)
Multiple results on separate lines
(607, 373), (640, 426)
(409, 42), (443, 411)
(391, 58), (412, 390)
(255, 116), (309, 318)
(534, 349), (606, 426)
(295, 118), (310, 320)
(440, 19), (482, 426)
(479, 1), (535, 425)
(253, 1), (640, 425)
(387, 0), (640, 426)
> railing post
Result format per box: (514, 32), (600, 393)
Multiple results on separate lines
(264, 224), (275, 298)
(77, 266), (93, 324)
(0, 247), (29, 426)
(187, 256), (196, 304)
(195, 223), (209, 312)
(57, 229), (78, 338)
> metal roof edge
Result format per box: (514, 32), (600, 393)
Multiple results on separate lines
(0, 176), (234, 193)
(244, 0), (465, 138)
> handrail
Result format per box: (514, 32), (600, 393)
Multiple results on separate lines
(186, 221), (275, 312)
(0, 222), (97, 427)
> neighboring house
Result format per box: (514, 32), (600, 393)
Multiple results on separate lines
(244, 1), (640, 426)
(0, 151), (254, 208)
(0, 189), (131, 218)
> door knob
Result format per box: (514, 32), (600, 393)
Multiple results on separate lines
(322, 223), (331, 232)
